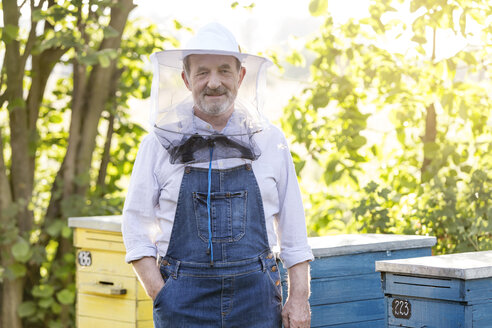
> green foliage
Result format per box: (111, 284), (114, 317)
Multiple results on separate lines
(11, 238), (33, 263)
(230, 1), (255, 11)
(1, 1), (181, 327)
(7, 263), (27, 278)
(56, 288), (75, 305)
(282, 0), (492, 255)
(17, 301), (37, 318)
(309, 0), (328, 17)
(1, 24), (20, 43)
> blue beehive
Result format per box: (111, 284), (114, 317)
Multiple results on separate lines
(376, 250), (492, 328)
(279, 234), (436, 327)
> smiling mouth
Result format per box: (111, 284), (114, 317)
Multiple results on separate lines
(205, 94), (225, 98)
(203, 87), (227, 98)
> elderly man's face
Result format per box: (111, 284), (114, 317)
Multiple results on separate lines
(182, 54), (245, 117)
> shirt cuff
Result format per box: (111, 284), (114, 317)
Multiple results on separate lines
(124, 245), (158, 263)
(279, 247), (314, 269)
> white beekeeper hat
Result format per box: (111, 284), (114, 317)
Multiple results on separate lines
(153, 22), (247, 67)
(149, 22), (273, 164)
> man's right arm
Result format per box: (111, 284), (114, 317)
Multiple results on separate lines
(131, 256), (165, 300)
(123, 135), (164, 300)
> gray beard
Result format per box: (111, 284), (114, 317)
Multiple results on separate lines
(196, 97), (233, 116)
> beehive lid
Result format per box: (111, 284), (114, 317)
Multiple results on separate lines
(68, 215), (122, 232)
(376, 250), (492, 280)
(309, 234), (436, 257)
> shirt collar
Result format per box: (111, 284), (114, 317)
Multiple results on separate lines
(192, 109), (243, 135)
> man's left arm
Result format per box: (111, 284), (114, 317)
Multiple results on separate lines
(271, 128), (313, 327)
(282, 260), (311, 328)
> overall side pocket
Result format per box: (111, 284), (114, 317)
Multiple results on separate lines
(153, 265), (175, 308)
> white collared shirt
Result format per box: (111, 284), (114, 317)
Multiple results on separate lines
(122, 118), (314, 268)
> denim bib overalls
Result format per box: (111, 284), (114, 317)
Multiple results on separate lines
(153, 164), (283, 327)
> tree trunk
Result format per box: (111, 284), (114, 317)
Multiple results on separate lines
(3, 0), (33, 234)
(0, 244), (23, 328)
(1, 2), (29, 327)
(2, 0), (136, 326)
(1, 1), (92, 327)
(26, 46), (67, 186)
(74, 0), (135, 197)
(0, 273), (23, 328)
(97, 68), (122, 189)
(46, 0), (134, 222)
(97, 113), (115, 188)
(421, 102), (437, 176)
(421, 28), (437, 179)
(42, 2), (135, 327)
(0, 127), (18, 328)
(0, 131), (22, 328)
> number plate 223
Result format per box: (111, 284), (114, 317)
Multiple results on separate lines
(392, 298), (411, 319)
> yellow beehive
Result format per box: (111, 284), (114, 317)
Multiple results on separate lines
(69, 216), (153, 328)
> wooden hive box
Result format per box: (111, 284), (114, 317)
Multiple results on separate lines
(376, 250), (492, 328)
(69, 215), (153, 328)
(279, 234), (436, 328)
(69, 216), (437, 327)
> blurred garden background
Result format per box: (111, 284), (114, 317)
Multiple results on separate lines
(0, 0), (490, 327)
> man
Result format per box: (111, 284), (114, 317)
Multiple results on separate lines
(122, 22), (313, 328)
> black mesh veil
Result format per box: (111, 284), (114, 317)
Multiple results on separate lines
(152, 101), (263, 164)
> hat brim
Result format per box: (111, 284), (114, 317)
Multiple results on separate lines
(150, 49), (272, 69)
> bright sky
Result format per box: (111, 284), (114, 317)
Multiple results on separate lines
(130, 0), (368, 54)
(130, 0), (475, 60)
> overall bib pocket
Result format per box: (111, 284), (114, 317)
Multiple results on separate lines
(193, 190), (247, 242)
